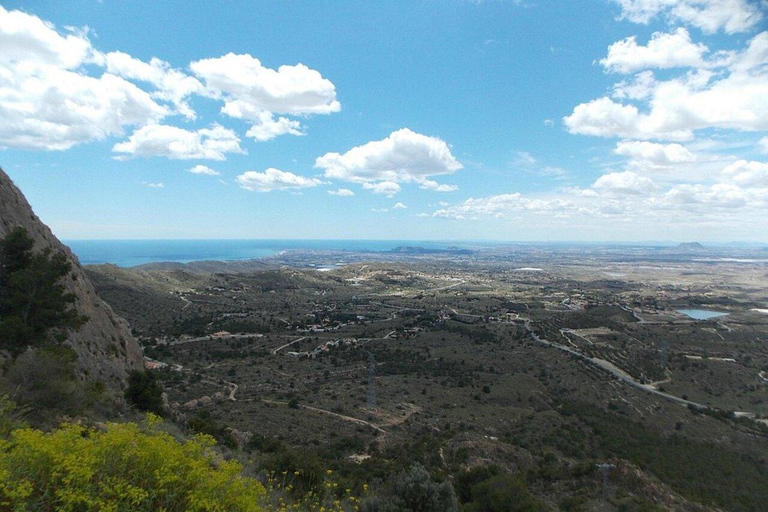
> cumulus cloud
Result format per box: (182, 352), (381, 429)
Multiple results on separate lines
(190, 53), (339, 141)
(592, 171), (656, 194)
(760, 137), (768, 153)
(721, 159), (768, 187)
(362, 181), (401, 197)
(188, 164), (220, 175)
(142, 181), (164, 188)
(0, 7), (169, 150)
(657, 182), (762, 209)
(0, 7), (345, 152)
(113, 124), (244, 160)
(433, 152), (768, 232)
(191, 53), (340, 115)
(563, 97), (693, 140)
(0, 6), (97, 70)
(600, 28), (708, 73)
(235, 168), (323, 192)
(612, 0), (764, 34)
(244, 111), (304, 141)
(565, 31), (768, 141)
(103, 51), (203, 119)
(393, 202), (408, 209)
(612, 71), (657, 100)
(419, 180), (459, 192)
(328, 188), (355, 196)
(615, 140), (696, 166)
(315, 128), (462, 194)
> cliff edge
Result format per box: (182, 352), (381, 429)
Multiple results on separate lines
(0, 168), (143, 396)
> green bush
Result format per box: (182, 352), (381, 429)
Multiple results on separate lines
(124, 370), (164, 415)
(464, 475), (540, 512)
(0, 415), (265, 511)
(2, 346), (95, 421)
(361, 464), (458, 512)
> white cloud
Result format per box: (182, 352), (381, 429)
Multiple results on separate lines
(565, 32), (768, 141)
(612, 71), (657, 100)
(564, 97), (692, 140)
(142, 181), (164, 188)
(543, 119), (555, 126)
(189, 53), (339, 141)
(0, 6), (96, 70)
(721, 159), (768, 187)
(113, 123), (244, 160)
(600, 28), (708, 73)
(615, 140), (696, 166)
(657, 182), (763, 209)
(419, 179), (459, 192)
(328, 188), (355, 196)
(244, 111), (303, 142)
(0, 8), (168, 151)
(103, 51), (203, 119)
(236, 168), (323, 192)
(191, 53), (340, 115)
(759, 137), (768, 153)
(315, 128), (462, 195)
(432, 152), (768, 234)
(188, 164), (220, 175)
(0, 69), (168, 150)
(0, 7), (344, 151)
(371, 208), (389, 213)
(393, 202), (408, 209)
(613, 0), (764, 34)
(362, 181), (401, 197)
(592, 171), (656, 194)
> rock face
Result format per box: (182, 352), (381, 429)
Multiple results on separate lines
(0, 168), (143, 395)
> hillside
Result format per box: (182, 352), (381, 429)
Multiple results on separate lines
(0, 168), (143, 397)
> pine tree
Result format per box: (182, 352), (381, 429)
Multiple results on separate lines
(0, 227), (86, 354)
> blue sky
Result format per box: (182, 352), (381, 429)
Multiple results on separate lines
(1, 0), (767, 242)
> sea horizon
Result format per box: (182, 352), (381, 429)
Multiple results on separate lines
(63, 238), (768, 268)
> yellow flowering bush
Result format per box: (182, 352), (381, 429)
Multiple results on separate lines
(0, 415), (265, 512)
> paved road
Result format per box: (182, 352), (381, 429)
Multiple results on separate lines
(522, 320), (708, 409)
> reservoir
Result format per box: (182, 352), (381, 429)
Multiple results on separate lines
(676, 309), (729, 320)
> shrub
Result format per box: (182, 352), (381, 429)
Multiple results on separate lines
(2, 346), (93, 420)
(124, 370), (164, 414)
(361, 464), (458, 512)
(464, 475), (540, 512)
(0, 416), (265, 511)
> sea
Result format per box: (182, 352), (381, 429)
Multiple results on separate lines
(64, 239), (458, 267)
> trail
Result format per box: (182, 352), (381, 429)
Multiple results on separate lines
(272, 336), (306, 354)
(261, 399), (386, 433)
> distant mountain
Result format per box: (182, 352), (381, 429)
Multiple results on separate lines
(676, 242), (705, 251)
(0, 168), (143, 397)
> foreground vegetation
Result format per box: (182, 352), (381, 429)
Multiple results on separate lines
(0, 410), (264, 512)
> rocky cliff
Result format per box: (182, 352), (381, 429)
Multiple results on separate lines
(0, 168), (144, 395)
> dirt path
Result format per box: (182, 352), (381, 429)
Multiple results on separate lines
(272, 336), (306, 354)
(261, 399), (386, 433)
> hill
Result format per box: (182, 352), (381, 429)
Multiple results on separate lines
(0, 168), (143, 398)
